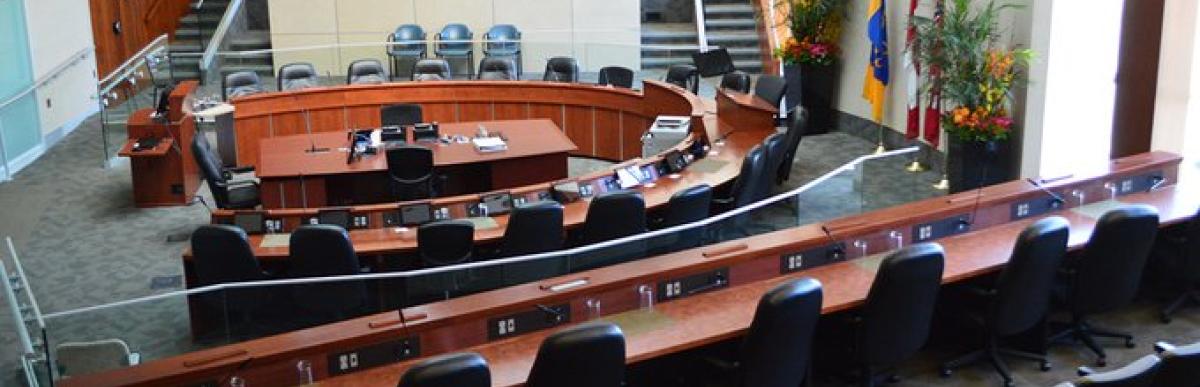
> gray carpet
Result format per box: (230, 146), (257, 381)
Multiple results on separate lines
(0, 111), (1197, 387)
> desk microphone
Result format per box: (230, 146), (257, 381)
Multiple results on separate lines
(535, 304), (566, 323)
(303, 109), (330, 154)
(1026, 178), (1066, 208)
(820, 225), (846, 261)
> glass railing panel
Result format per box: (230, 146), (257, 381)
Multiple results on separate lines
(859, 150), (942, 212)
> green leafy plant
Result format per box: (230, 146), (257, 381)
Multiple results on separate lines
(773, 0), (846, 65)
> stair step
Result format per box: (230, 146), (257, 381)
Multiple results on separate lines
(705, 18), (757, 29)
(705, 3), (755, 16)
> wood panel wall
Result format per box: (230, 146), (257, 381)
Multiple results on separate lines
(1110, 0), (1165, 158)
(90, 0), (193, 78)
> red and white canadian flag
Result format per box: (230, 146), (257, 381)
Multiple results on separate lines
(904, 0), (921, 141)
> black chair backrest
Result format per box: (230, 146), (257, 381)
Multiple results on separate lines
(386, 145), (435, 201)
(389, 24), (428, 56)
(719, 71), (752, 93)
(412, 59), (452, 81)
(1076, 354), (1161, 387)
(776, 107), (808, 183)
(988, 216), (1070, 336)
(760, 132), (788, 193)
(857, 243), (945, 366)
(347, 59), (388, 84)
(577, 190), (647, 245)
(397, 352), (490, 387)
(477, 57), (517, 80)
(191, 225), (267, 312)
(597, 66), (635, 89)
(543, 57), (579, 82)
(192, 135), (234, 208)
(381, 104), (424, 127)
(437, 23), (473, 53)
(1178, 208), (1200, 283)
(1154, 341), (1200, 386)
(692, 47), (736, 77)
(499, 201), (564, 258)
(525, 322), (626, 387)
(1069, 205), (1160, 315)
(740, 278), (823, 387)
(418, 220), (475, 267)
(730, 145), (766, 207)
(288, 225), (366, 315)
(665, 64), (699, 94)
(222, 71), (264, 100)
(662, 184), (712, 228)
(754, 74), (787, 108)
(483, 24), (521, 54)
(277, 62), (319, 91)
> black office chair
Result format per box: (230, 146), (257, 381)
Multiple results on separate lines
(761, 132), (788, 193)
(287, 225), (368, 322)
(1051, 205), (1160, 366)
(192, 134), (260, 209)
(277, 62), (320, 91)
(346, 59), (388, 85)
(651, 184), (712, 254)
(388, 24), (428, 79)
(397, 352), (490, 387)
(1155, 207), (1200, 323)
(408, 220), (476, 302)
(754, 74), (787, 111)
(477, 57), (518, 80)
(571, 190), (648, 271)
(543, 57), (579, 83)
(525, 322), (626, 387)
(940, 217), (1070, 386)
(853, 243), (945, 387)
(498, 202), (566, 284)
(598, 66), (635, 89)
(381, 104), (424, 127)
(222, 71), (266, 100)
(719, 71), (752, 94)
(435, 23), (475, 78)
(190, 225), (270, 332)
(1058, 355), (1162, 387)
(776, 107), (808, 184)
(386, 145), (436, 201)
(412, 59), (452, 81)
(1152, 340), (1200, 386)
(665, 64), (700, 94)
(712, 145), (766, 238)
(483, 24), (522, 75)
(710, 278), (823, 387)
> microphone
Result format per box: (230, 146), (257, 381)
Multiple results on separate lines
(303, 109), (330, 154)
(535, 304), (566, 323)
(1026, 178), (1066, 209)
(820, 225), (846, 261)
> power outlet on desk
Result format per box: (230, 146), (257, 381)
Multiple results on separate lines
(912, 215), (972, 243)
(382, 211), (402, 227)
(1011, 197), (1063, 221)
(487, 304), (571, 341)
(658, 268), (729, 302)
(512, 196), (528, 207)
(327, 336), (420, 376)
(264, 218), (284, 233)
(780, 243), (846, 274)
(350, 214), (369, 229)
(1114, 172), (1165, 195)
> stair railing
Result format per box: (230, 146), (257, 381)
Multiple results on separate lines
(200, 0), (247, 86)
(693, 0), (710, 51)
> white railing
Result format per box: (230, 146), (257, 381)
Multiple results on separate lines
(200, 0), (246, 75)
(3, 237), (45, 386)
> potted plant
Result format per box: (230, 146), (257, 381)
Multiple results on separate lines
(910, 0), (1032, 192)
(774, 0), (845, 133)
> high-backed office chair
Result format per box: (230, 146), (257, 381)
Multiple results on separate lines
(397, 352), (491, 387)
(276, 62), (320, 91)
(651, 184), (712, 254)
(543, 57), (579, 83)
(388, 24), (428, 79)
(1051, 205), (1160, 366)
(435, 23), (475, 78)
(598, 66), (635, 89)
(222, 71), (265, 100)
(1155, 207), (1200, 323)
(346, 59), (388, 85)
(719, 71), (752, 94)
(571, 190), (648, 271)
(712, 145), (766, 238)
(386, 145), (436, 201)
(754, 74), (787, 111)
(712, 278), (823, 387)
(408, 220), (476, 302)
(525, 322), (626, 387)
(498, 202), (566, 284)
(1152, 341), (1200, 386)
(1056, 355), (1161, 387)
(192, 134), (260, 209)
(761, 132), (788, 193)
(412, 59), (452, 81)
(477, 57), (518, 80)
(853, 243), (945, 387)
(287, 225), (368, 322)
(190, 225), (271, 333)
(381, 104), (424, 127)
(664, 64), (700, 94)
(940, 217), (1070, 386)
(483, 24), (522, 75)
(776, 107), (809, 184)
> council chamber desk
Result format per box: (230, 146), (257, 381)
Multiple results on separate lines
(256, 119), (577, 208)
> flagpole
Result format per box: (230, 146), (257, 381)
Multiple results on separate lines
(932, 132), (950, 190)
(873, 122), (886, 155)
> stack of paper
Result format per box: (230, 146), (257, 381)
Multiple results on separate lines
(472, 137), (507, 153)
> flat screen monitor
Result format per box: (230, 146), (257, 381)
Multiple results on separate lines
(480, 192), (514, 215)
(616, 166), (643, 189)
(599, 175), (622, 193)
(551, 181), (582, 203)
(154, 84), (175, 118)
(317, 209), (351, 229)
(233, 211), (265, 234)
(400, 202), (433, 226)
(664, 150), (688, 173)
(639, 164), (660, 183)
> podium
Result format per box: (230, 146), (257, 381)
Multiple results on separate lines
(119, 81), (201, 207)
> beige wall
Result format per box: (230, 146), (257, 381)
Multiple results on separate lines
(1151, 0), (1200, 159)
(267, 0), (641, 75)
(24, 0), (99, 137)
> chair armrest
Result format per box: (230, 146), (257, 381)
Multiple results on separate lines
(1155, 341), (1176, 354)
(965, 286), (998, 298)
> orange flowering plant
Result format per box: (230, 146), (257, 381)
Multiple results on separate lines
(942, 49), (1030, 142)
(773, 0), (844, 66)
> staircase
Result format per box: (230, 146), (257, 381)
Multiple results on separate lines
(641, 23), (701, 71)
(702, 0), (765, 73)
(169, 0), (274, 82)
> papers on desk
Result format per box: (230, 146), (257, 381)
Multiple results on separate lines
(260, 234), (291, 248)
(464, 217), (500, 230)
(472, 136), (507, 153)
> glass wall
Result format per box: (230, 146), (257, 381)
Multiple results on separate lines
(0, 0), (41, 177)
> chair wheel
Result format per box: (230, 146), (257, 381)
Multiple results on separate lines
(1125, 340), (1136, 348)
(939, 368), (952, 378)
(1040, 361), (1052, 372)
(1004, 380), (1015, 387)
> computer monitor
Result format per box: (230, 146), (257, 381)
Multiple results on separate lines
(663, 150), (688, 173)
(616, 166), (643, 189)
(233, 211), (265, 234)
(154, 83), (175, 119)
(400, 202), (433, 226)
(480, 192), (514, 215)
(639, 164), (660, 183)
(317, 209), (352, 229)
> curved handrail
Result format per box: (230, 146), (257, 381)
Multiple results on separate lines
(199, 0), (245, 72)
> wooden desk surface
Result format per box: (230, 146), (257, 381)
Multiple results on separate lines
(257, 120), (576, 179)
(324, 181), (1200, 387)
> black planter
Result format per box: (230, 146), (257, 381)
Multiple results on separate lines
(784, 63), (838, 134)
(947, 137), (1014, 194)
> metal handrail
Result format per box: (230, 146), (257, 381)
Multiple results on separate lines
(694, 0), (709, 51)
(0, 47), (94, 111)
(41, 147), (920, 320)
(7, 238), (43, 329)
(200, 0), (246, 73)
(98, 34), (167, 91)
(1, 260), (34, 356)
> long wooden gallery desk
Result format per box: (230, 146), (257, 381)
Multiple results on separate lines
(72, 151), (1195, 386)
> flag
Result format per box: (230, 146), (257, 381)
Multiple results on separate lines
(924, 0), (946, 148)
(904, 0), (921, 140)
(863, 0), (890, 123)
